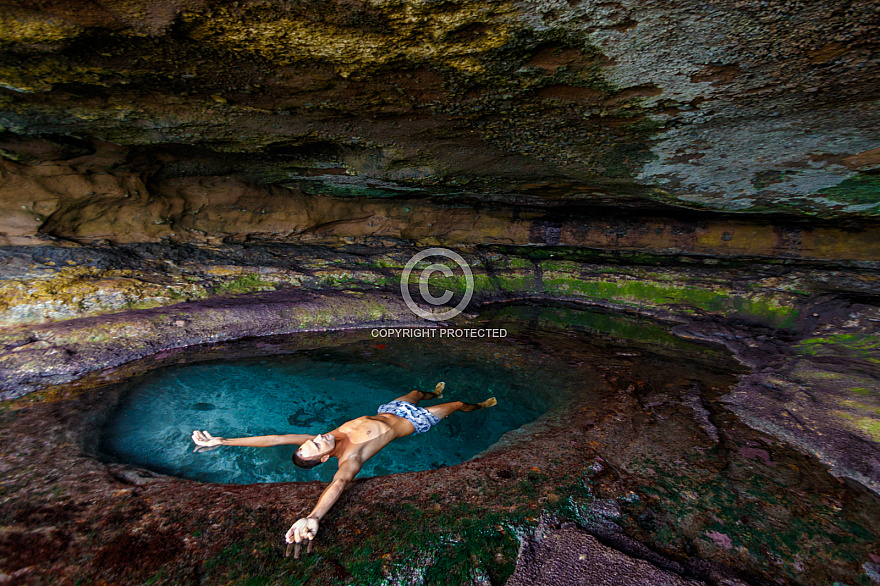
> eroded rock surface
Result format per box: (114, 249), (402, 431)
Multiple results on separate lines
(508, 525), (708, 586)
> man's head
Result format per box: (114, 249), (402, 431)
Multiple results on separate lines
(292, 433), (336, 469)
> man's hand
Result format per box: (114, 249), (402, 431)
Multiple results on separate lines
(191, 430), (223, 452)
(286, 517), (319, 544)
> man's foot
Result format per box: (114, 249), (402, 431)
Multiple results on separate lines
(427, 382), (445, 399)
(460, 397), (497, 412)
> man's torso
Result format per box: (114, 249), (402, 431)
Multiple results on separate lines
(333, 413), (411, 463)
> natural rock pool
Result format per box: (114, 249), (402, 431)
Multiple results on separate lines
(101, 336), (554, 483)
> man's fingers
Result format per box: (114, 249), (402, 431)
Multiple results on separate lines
(291, 539), (313, 559)
(192, 430), (221, 448)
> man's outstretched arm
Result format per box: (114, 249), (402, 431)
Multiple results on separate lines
(286, 458), (362, 544)
(191, 430), (314, 449)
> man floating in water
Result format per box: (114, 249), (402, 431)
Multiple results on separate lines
(190, 382), (496, 551)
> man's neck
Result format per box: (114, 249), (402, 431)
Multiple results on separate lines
(327, 431), (348, 458)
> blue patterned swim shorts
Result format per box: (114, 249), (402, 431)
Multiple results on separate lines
(377, 400), (441, 434)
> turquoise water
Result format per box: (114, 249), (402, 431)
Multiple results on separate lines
(101, 337), (559, 483)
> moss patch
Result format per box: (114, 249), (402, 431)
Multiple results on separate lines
(797, 334), (880, 363)
(0, 8), (82, 46)
(216, 275), (277, 295)
(540, 271), (799, 328)
(197, 502), (524, 585)
(837, 411), (880, 442)
(181, 1), (517, 77)
(629, 451), (878, 584)
(819, 174), (880, 205)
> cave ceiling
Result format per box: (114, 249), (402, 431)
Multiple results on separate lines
(0, 0), (877, 247)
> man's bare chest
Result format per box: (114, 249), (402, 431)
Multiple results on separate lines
(337, 415), (394, 441)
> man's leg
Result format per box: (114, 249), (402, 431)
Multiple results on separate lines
(393, 382), (445, 405)
(425, 398), (497, 421)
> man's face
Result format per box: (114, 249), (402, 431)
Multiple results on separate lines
(297, 433), (335, 460)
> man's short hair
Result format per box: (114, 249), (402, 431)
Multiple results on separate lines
(292, 451), (324, 469)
